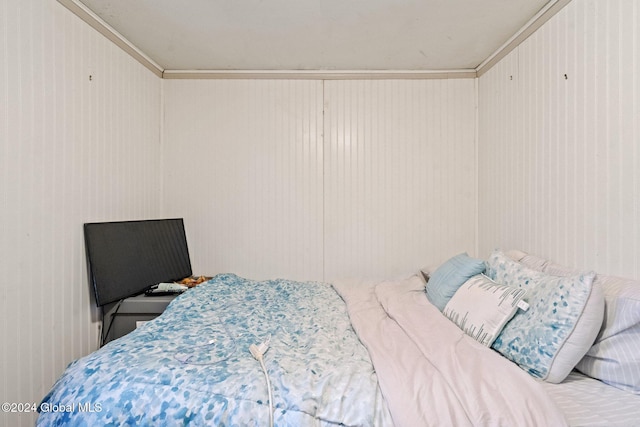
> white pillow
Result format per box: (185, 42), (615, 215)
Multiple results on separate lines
(508, 251), (640, 393)
(575, 275), (640, 394)
(489, 250), (603, 383)
(539, 259), (640, 393)
(443, 274), (527, 347)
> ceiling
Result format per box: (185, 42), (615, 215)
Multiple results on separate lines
(77, 0), (552, 71)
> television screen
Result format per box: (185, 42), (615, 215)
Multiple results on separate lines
(84, 218), (192, 306)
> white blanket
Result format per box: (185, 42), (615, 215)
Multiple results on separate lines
(333, 275), (569, 427)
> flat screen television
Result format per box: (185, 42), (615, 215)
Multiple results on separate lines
(84, 218), (192, 306)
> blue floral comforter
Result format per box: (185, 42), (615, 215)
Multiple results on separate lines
(37, 274), (392, 426)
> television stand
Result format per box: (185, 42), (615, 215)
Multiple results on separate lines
(102, 293), (180, 345)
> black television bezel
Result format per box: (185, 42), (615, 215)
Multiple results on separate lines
(84, 218), (193, 307)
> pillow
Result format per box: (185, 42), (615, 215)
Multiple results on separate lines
(508, 251), (549, 272)
(487, 250), (602, 383)
(518, 255), (640, 393)
(425, 253), (486, 311)
(574, 275), (640, 393)
(507, 251), (640, 393)
(443, 274), (527, 347)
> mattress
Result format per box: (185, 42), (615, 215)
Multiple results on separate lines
(542, 371), (640, 427)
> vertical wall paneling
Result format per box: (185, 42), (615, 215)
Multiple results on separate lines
(1, 0), (9, 418)
(162, 78), (477, 282)
(14, 0), (640, 424)
(323, 79), (477, 280)
(161, 80), (325, 281)
(0, 1), (162, 426)
(478, 0), (640, 278)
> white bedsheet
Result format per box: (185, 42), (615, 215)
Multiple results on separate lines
(543, 371), (640, 427)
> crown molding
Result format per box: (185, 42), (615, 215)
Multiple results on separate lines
(476, 0), (573, 77)
(56, 0), (163, 78)
(161, 70), (477, 80)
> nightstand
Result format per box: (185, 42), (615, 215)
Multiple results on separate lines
(102, 293), (181, 344)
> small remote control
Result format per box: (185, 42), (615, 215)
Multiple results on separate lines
(144, 282), (187, 296)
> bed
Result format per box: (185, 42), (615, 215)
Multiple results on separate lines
(37, 250), (640, 426)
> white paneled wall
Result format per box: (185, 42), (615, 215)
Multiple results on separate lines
(0, 1), (161, 426)
(162, 79), (477, 282)
(162, 80), (325, 281)
(478, 0), (640, 278)
(324, 80), (477, 280)
(12, 0), (639, 425)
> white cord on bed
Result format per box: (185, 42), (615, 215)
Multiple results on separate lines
(249, 337), (273, 427)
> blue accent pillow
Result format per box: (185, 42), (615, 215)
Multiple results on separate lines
(487, 250), (599, 383)
(425, 253), (486, 311)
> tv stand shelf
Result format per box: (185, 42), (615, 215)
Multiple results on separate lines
(102, 293), (180, 344)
